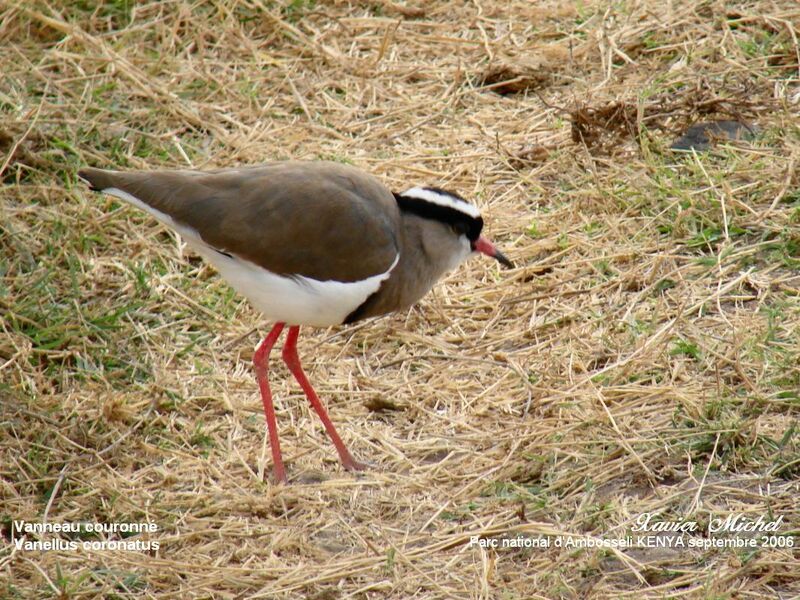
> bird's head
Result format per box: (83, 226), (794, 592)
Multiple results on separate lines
(394, 186), (513, 270)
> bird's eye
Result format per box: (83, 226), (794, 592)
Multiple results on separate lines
(451, 222), (469, 236)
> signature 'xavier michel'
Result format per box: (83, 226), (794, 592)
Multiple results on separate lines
(78, 161), (512, 483)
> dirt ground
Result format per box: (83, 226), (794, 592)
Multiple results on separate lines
(1, 0), (799, 598)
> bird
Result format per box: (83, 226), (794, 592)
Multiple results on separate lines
(78, 161), (513, 483)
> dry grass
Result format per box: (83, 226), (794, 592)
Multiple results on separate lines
(1, 0), (799, 598)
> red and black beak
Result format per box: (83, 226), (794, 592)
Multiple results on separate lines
(473, 236), (513, 268)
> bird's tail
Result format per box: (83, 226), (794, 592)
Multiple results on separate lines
(77, 167), (120, 192)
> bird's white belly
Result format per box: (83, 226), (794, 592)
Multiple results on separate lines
(102, 186), (398, 327)
(196, 246), (398, 327)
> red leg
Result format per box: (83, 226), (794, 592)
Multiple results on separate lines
(281, 325), (365, 472)
(253, 322), (286, 483)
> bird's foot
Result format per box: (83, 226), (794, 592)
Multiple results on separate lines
(341, 457), (372, 473)
(272, 464), (288, 485)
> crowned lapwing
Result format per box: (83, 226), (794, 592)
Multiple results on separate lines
(78, 161), (512, 483)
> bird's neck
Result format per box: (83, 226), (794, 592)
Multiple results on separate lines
(348, 214), (460, 322)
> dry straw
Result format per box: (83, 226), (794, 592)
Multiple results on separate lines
(1, 0), (798, 598)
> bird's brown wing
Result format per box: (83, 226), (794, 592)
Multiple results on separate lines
(79, 162), (401, 283)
